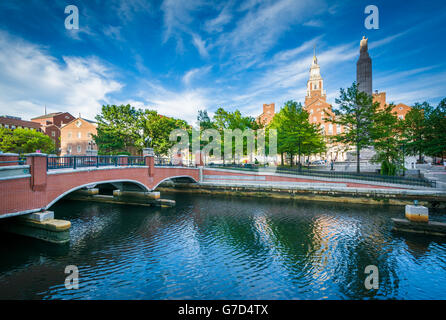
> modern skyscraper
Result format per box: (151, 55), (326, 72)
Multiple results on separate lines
(356, 36), (372, 96)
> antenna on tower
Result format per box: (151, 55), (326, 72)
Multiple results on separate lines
(44, 105), (47, 115)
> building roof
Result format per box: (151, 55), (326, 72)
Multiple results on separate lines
(31, 112), (64, 120)
(60, 117), (97, 128)
(0, 116), (41, 129)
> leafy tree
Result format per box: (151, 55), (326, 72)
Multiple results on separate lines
(424, 98), (446, 160)
(94, 104), (144, 155)
(212, 107), (260, 163)
(402, 102), (431, 163)
(141, 110), (189, 156)
(197, 110), (215, 130)
(94, 104), (190, 156)
(330, 82), (379, 172)
(0, 127), (55, 154)
(371, 103), (402, 175)
(269, 101), (325, 166)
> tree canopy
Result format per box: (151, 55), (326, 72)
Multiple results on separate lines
(269, 101), (326, 166)
(330, 82), (379, 172)
(0, 127), (55, 154)
(94, 104), (189, 156)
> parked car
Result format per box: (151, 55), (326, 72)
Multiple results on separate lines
(311, 160), (326, 165)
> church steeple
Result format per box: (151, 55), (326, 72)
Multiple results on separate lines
(306, 46), (325, 101)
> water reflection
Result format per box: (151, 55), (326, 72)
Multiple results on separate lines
(0, 194), (445, 300)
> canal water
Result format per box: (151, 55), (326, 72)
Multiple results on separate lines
(0, 193), (445, 300)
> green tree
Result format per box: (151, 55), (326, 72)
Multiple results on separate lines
(141, 110), (189, 156)
(269, 101), (325, 166)
(330, 82), (379, 172)
(371, 103), (402, 175)
(94, 104), (144, 155)
(402, 102), (431, 163)
(424, 98), (446, 161)
(212, 107), (260, 163)
(0, 127), (55, 154)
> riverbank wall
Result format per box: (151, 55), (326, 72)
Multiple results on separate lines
(156, 182), (446, 208)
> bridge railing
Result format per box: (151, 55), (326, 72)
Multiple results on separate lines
(206, 164), (437, 188)
(47, 155), (146, 171)
(154, 157), (195, 167)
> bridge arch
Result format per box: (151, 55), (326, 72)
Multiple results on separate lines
(151, 175), (198, 190)
(45, 179), (152, 209)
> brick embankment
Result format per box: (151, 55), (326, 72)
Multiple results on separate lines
(156, 181), (446, 208)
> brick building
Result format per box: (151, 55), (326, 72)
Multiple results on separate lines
(0, 116), (42, 131)
(372, 91), (411, 120)
(60, 117), (98, 156)
(303, 53), (346, 161)
(31, 112), (76, 153)
(256, 103), (275, 126)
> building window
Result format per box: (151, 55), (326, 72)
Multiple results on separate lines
(337, 124), (341, 134)
(328, 124), (333, 135)
(52, 131), (56, 137)
(313, 116), (317, 122)
(310, 109), (313, 114)
(398, 115), (404, 120)
(77, 145), (81, 153)
(87, 132), (92, 138)
(77, 132), (81, 138)
(68, 145), (72, 153)
(11, 125), (15, 129)
(68, 132), (72, 139)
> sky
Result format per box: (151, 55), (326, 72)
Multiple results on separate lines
(0, 0), (445, 125)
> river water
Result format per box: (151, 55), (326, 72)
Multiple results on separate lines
(0, 193), (445, 300)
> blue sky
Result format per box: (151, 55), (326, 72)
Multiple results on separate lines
(0, 0), (445, 124)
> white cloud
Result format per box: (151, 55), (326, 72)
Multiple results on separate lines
(0, 31), (122, 121)
(303, 19), (324, 27)
(134, 82), (211, 124)
(191, 34), (209, 58)
(204, 5), (233, 33)
(215, 0), (325, 66)
(182, 66), (212, 85)
(103, 25), (123, 41)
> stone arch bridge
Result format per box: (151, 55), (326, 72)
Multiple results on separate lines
(0, 153), (199, 219)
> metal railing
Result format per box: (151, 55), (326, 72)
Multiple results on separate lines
(47, 156), (146, 171)
(155, 157), (195, 167)
(0, 158), (26, 166)
(206, 164), (436, 188)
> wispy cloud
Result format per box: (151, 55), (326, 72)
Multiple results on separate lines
(0, 31), (122, 120)
(191, 34), (209, 58)
(182, 66), (212, 85)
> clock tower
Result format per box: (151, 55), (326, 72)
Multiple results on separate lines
(305, 49), (326, 106)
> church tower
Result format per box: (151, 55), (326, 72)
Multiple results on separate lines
(305, 48), (326, 106)
(356, 36), (372, 96)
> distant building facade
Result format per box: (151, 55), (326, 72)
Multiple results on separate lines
(60, 117), (98, 156)
(0, 115), (41, 131)
(372, 91), (411, 120)
(303, 52), (346, 161)
(31, 112), (76, 153)
(256, 103), (275, 126)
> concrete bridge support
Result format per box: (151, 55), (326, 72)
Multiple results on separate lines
(0, 211), (71, 244)
(65, 188), (175, 207)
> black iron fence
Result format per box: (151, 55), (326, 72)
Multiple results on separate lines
(47, 156), (146, 171)
(0, 158), (26, 166)
(155, 157), (195, 167)
(206, 164), (436, 188)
